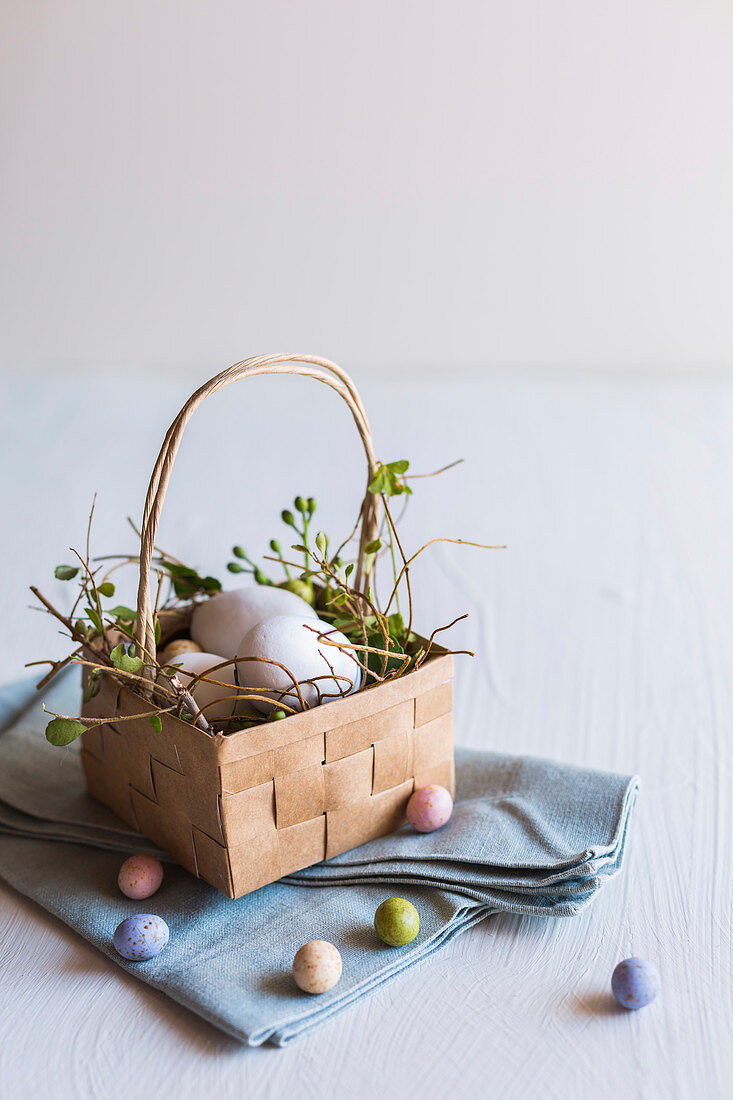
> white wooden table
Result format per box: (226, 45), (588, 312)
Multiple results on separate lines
(0, 369), (730, 1098)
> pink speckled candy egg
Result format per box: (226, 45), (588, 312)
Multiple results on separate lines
(292, 940), (342, 994)
(406, 784), (453, 833)
(118, 854), (164, 900)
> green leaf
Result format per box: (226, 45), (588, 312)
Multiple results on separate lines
(388, 612), (405, 638)
(154, 619), (162, 644)
(164, 563), (199, 579)
(98, 581), (115, 598)
(291, 544), (309, 554)
(364, 633), (409, 681)
(109, 605), (135, 622)
(172, 576), (198, 594)
(331, 617), (355, 631)
(110, 643), (144, 675)
(82, 673), (101, 704)
(365, 538), (382, 554)
(368, 468), (388, 495)
(315, 531), (327, 554)
(85, 606), (102, 632)
(149, 713), (162, 733)
(46, 717), (87, 746)
(368, 460), (412, 498)
(345, 563), (355, 578)
(201, 576), (222, 592)
(54, 565), (79, 581)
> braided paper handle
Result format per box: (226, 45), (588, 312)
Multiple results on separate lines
(134, 354), (380, 669)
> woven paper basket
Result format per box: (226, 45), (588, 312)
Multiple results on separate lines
(80, 354), (455, 899)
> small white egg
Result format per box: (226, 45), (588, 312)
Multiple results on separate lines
(236, 615), (362, 714)
(165, 650), (240, 721)
(190, 586), (318, 658)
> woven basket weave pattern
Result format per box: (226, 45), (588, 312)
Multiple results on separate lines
(79, 354), (455, 899)
(81, 650), (453, 898)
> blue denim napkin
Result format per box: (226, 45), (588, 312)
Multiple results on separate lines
(0, 673), (639, 1046)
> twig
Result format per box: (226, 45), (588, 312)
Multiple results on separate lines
(404, 458), (464, 480)
(30, 586), (99, 651)
(383, 537), (505, 617)
(26, 645), (85, 690)
(167, 675), (213, 732)
(42, 703), (176, 727)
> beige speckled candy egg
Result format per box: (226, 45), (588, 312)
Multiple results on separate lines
(118, 854), (164, 900)
(158, 638), (202, 665)
(190, 586), (318, 658)
(292, 940), (343, 994)
(236, 615), (362, 714)
(166, 650), (239, 720)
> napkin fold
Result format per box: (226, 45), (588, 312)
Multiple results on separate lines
(0, 673), (639, 1046)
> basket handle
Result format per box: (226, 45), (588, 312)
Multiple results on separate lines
(134, 354), (380, 668)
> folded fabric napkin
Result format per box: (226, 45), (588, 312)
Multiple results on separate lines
(0, 673), (639, 1046)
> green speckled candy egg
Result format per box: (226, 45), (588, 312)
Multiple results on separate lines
(374, 898), (420, 946)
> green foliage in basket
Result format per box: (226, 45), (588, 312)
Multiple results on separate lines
(30, 458), (501, 745)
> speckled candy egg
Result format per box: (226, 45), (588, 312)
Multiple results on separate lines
(113, 914), (169, 961)
(117, 854), (164, 900)
(236, 615), (362, 714)
(374, 897), (420, 946)
(611, 957), (661, 1009)
(292, 940), (342, 994)
(190, 586), (318, 658)
(157, 638), (202, 665)
(165, 650), (239, 720)
(406, 784), (453, 833)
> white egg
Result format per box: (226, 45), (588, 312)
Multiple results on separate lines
(236, 615), (362, 714)
(190, 586), (318, 658)
(165, 650), (240, 721)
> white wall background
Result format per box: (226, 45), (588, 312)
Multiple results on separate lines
(2, 0), (733, 375)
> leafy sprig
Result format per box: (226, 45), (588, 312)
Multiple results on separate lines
(368, 459), (412, 497)
(228, 495), (320, 606)
(32, 454), (499, 743)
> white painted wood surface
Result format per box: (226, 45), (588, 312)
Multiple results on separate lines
(0, 369), (730, 1099)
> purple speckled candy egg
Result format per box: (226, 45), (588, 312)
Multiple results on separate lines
(406, 784), (453, 833)
(118, 854), (164, 900)
(113, 914), (169, 961)
(611, 957), (661, 1009)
